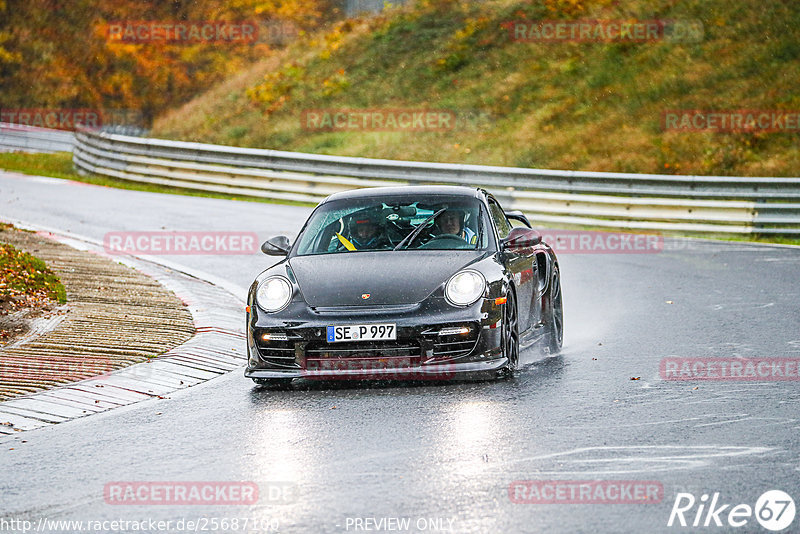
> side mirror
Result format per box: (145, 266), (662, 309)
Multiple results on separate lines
(504, 210), (532, 228)
(502, 227), (542, 251)
(261, 236), (291, 256)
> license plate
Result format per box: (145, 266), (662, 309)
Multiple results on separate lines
(326, 324), (396, 342)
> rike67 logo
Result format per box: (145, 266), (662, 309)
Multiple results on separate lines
(668, 490), (796, 531)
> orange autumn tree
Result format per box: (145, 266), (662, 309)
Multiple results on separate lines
(0, 0), (336, 128)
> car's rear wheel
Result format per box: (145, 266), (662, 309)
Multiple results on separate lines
(499, 290), (520, 378)
(252, 378), (293, 389)
(544, 267), (563, 354)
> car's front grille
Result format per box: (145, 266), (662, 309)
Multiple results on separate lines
(304, 340), (422, 371)
(305, 340), (422, 359)
(432, 332), (480, 359)
(255, 339), (299, 368)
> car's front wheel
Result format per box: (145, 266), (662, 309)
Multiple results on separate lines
(543, 266), (563, 354)
(498, 290), (520, 378)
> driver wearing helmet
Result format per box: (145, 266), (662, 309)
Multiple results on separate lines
(438, 208), (477, 244)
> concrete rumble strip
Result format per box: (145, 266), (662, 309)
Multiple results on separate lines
(0, 226), (246, 435)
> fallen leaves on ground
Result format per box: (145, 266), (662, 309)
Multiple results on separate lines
(0, 241), (67, 343)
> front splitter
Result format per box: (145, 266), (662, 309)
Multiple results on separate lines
(245, 358), (508, 381)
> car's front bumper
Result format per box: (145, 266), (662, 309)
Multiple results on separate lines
(245, 296), (506, 381)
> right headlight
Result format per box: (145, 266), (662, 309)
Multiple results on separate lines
(256, 276), (293, 312)
(445, 269), (486, 307)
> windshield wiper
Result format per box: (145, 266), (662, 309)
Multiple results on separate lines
(393, 207), (447, 251)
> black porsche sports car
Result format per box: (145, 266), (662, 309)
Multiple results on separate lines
(245, 186), (562, 385)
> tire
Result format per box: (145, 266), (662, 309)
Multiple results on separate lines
(499, 290), (520, 378)
(252, 378), (293, 389)
(543, 266), (563, 354)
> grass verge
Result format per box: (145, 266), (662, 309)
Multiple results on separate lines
(0, 242), (66, 305)
(0, 231), (67, 343)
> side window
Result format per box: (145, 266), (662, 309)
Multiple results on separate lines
(488, 199), (512, 239)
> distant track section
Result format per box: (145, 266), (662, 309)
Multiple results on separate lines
(0, 123), (75, 153)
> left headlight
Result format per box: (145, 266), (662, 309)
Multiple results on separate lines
(445, 269), (486, 307)
(256, 276), (293, 312)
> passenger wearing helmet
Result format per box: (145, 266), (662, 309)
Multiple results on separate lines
(331, 213), (388, 251)
(438, 209), (477, 245)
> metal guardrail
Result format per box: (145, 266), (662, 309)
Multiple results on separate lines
(0, 123), (75, 153)
(72, 129), (800, 235)
(0, 126), (776, 236)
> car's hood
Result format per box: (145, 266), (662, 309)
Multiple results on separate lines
(289, 251), (486, 306)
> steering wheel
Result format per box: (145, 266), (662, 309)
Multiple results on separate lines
(419, 234), (470, 249)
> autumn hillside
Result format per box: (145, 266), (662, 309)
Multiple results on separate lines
(0, 0), (337, 124)
(152, 0), (800, 177)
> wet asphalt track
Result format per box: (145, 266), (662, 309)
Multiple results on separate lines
(1, 171), (799, 533)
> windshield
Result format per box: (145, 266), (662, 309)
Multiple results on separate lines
(294, 195), (488, 255)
